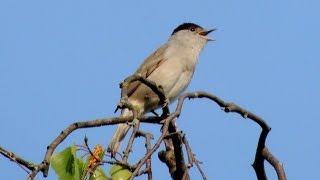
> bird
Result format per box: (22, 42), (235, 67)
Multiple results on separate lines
(108, 22), (215, 157)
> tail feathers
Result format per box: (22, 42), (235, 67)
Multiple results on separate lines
(108, 109), (133, 157)
(107, 123), (130, 157)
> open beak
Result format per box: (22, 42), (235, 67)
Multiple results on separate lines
(198, 28), (216, 41)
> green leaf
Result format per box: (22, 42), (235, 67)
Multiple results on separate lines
(76, 157), (85, 178)
(50, 144), (83, 180)
(89, 167), (109, 180)
(109, 165), (132, 180)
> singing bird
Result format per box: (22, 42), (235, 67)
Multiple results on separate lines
(108, 23), (215, 156)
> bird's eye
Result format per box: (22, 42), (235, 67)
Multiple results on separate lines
(190, 27), (195, 32)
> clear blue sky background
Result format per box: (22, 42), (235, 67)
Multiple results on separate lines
(0, 0), (319, 179)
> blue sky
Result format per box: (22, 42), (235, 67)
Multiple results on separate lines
(0, 0), (319, 179)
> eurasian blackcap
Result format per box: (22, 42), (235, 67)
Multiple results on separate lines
(108, 23), (215, 156)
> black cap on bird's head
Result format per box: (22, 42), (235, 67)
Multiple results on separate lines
(171, 22), (216, 40)
(171, 23), (203, 35)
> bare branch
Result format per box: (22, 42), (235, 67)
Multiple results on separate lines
(123, 120), (140, 162)
(0, 89), (285, 180)
(129, 116), (173, 180)
(28, 115), (162, 179)
(135, 131), (153, 179)
(263, 147), (287, 180)
(0, 146), (36, 173)
(176, 91), (286, 180)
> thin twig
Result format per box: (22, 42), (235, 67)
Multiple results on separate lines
(182, 135), (193, 167)
(194, 158), (207, 180)
(123, 120), (140, 162)
(182, 134), (207, 180)
(0, 146), (36, 173)
(136, 131), (153, 179)
(101, 160), (134, 171)
(145, 134), (153, 180)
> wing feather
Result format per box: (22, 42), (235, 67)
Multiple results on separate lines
(127, 45), (168, 97)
